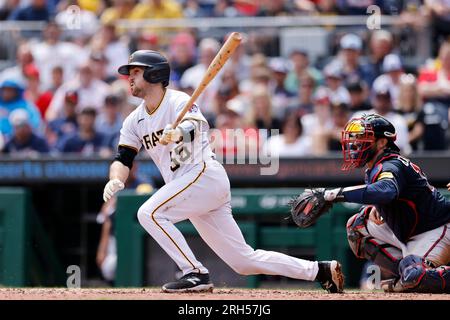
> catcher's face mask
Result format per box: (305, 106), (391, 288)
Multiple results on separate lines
(341, 118), (376, 170)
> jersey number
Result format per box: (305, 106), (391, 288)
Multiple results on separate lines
(397, 155), (434, 191)
(170, 143), (191, 172)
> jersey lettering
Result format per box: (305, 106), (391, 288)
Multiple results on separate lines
(143, 134), (152, 150)
(142, 129), (164, 149)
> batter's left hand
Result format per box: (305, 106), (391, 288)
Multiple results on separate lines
(447, 182), (450, 191)
(160, 124), (183, 145)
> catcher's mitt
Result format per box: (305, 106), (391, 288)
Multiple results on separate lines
(289, 188), (333, 228)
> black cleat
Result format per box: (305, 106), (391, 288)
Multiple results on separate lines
(162, 272), (214, 293)
(317, 260), (345, 293)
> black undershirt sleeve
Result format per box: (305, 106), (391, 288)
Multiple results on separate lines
(114, 145), (138, 169)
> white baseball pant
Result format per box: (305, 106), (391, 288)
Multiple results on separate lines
(136, 159), (319, 281)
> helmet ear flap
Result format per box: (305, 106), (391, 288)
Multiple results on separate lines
(143, 67), (152, 83)
(142, 66), (169, 87)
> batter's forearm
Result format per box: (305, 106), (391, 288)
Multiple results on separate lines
(109, 161), (130, 183)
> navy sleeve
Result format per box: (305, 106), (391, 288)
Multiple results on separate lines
(343, 159), (407, 205)
(380, 160), (407, 195)
(343, 179), (399, 204)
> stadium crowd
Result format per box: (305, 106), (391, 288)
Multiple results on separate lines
(0, 0), (450, 158)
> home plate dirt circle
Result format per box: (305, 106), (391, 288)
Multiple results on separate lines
(0, 288), (448, 300)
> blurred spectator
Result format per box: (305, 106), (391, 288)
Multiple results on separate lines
(418, 41), (450, 105)
(326, 102), (351, 151)
(238, 53), (269, 94)
(212, 0), (239, 17)
(89, 51), (109, 83)
(315, 0), (340, 15)
(365, 30), (395, 82)
(329, 33), (375, 86)
(346, 79), (371, 112)
(95, 94), (123, 138)
(136, 31), (160, 51)
(0, 43), (34, 85)
(8, 0), (50, 21)
(57, 107), (106, 154)
(2, 109), (49, 155)
(353, 81), (412, 154)
(425, 0), (450, 53)
(168, 32), (196, 88)
(336, 0), (378, 15)
(49, 65), (64, 93)
(247, 84), (281, 131)
(317, 63), (351, 105)
(294, 0), (319, 13)
(213, 68), (240, 116)
(100, 0), (137, 26)
(211, 98), (258, 157)
(222, 32), (252, 83)
(372, 54), (406, 109)
(131, 0), (183, 19)
(0, 0), (19, 20)
(234, 0), (259, 16)
(30, 21), (86, 90)
(397, 74), (423, 150)
(285, 49), (322, 95)
(130, 0), (184, 42)
(23, 64), (53, 118)
(268, 57), (295, 119)
(183, 0), (208, 18)
(180, 38), (222, 116)
(301, 95), (334, 155)
(46, 90), (79, 147)
(100, 95), (138, 155)
(90, 24), (130, 82)
(0, 79), (42, 137)
(46, 62), (110, 121)
(257, 0), (294, 16)
(262, 113), (313, 158)
(77, 0), (103, 14)
(416, 101), (449, 150)
(289, 72), (317, 116)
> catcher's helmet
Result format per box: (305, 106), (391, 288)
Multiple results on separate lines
(341, 114), (399, 170)
(118, 50), (170, 87)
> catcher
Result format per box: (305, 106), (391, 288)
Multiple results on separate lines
(290, 114), (450, 293)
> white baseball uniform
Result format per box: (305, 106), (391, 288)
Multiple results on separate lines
(118, 88), (318, 280)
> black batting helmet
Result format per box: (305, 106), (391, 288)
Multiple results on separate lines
(118, 50), (170, 87)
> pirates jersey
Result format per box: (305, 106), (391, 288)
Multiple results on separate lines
(118, 88), (215, 183)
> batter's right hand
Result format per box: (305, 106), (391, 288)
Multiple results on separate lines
(103, 179), (125, 202)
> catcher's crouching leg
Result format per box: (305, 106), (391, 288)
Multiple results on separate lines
(346, 206), (401, 278)
(396, 255), (450, 293)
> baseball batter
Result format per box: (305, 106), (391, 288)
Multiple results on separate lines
(102, 50), (344, 293)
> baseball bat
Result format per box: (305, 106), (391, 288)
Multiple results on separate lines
(171, 32), (242, 128)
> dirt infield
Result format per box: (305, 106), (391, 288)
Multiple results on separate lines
(0, 288), (448, 300)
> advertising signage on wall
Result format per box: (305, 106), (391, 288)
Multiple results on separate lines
(0, 155), (448, 186)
